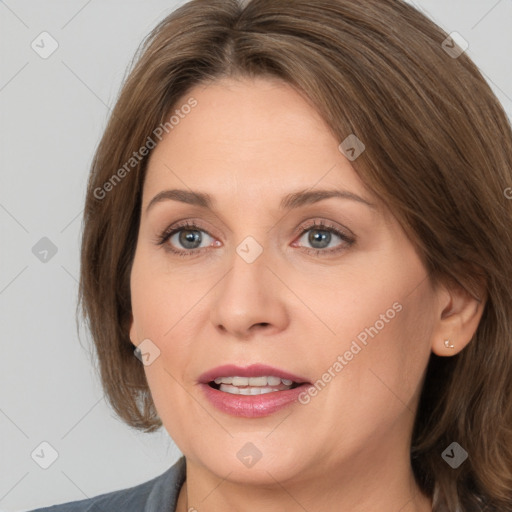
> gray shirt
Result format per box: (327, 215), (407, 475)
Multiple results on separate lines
(27, 456), (186, 512)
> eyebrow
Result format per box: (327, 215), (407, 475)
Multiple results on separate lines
(145, 188), (376, 213)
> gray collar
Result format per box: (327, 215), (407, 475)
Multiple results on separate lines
(145, 456), (186, 512)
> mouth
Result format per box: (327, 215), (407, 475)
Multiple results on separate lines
(199, 363), (310, 393)
(198, 364), (312, 417)
(207, 376), (303, 395)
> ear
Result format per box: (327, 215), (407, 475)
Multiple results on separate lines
(431, 278), (487, 357)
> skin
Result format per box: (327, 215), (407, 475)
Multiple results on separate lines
(129, 76), (485, 512)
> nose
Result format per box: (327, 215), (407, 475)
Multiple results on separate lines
(209, 244), (290, 340)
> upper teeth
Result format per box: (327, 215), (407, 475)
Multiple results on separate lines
(213, 376), (294, 386)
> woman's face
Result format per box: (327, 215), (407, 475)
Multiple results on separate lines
(129, 76), (442, 485)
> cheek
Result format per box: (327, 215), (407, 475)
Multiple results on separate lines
(308, 260), (435, 421)
(326, 283), (434, 424)
(129, 258), (194, 414)
(142, 362), (190, 444)
(130, 250), (198, 339)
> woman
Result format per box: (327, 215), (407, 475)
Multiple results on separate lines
(30, 0), (512, 510)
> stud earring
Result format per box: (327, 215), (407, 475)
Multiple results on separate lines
(444, 339), (455, 349)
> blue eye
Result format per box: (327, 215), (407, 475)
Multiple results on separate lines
(169, 226), (213, 250)
(157, 220), (355, 257)
(291, 221), (355, 255)
(157, 221), (216, 256)
(295, 223), (353, 252)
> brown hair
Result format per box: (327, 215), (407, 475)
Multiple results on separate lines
(78, 0), (512, 509)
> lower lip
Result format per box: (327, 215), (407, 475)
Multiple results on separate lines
(200, 383), (312, 418)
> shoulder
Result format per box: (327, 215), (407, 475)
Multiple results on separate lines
(26, 456), (186, 512)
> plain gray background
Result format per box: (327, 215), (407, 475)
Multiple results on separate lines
(1, 1), (511, 510)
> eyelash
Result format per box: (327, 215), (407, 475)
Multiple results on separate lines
(155, 220), (355, 258)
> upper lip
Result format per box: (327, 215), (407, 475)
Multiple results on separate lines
(198, 364), (310, 384)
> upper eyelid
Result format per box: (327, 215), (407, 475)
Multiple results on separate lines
(163, 218), (350, 234)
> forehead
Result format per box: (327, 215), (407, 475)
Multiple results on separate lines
(142, 76), (373, 208)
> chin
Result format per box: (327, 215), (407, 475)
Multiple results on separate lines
(186, 441), (310, 485)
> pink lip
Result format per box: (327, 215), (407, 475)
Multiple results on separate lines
(200, 383), (312, 417)
(198, 364), (312, 418)
(198, 363), (308, 384)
